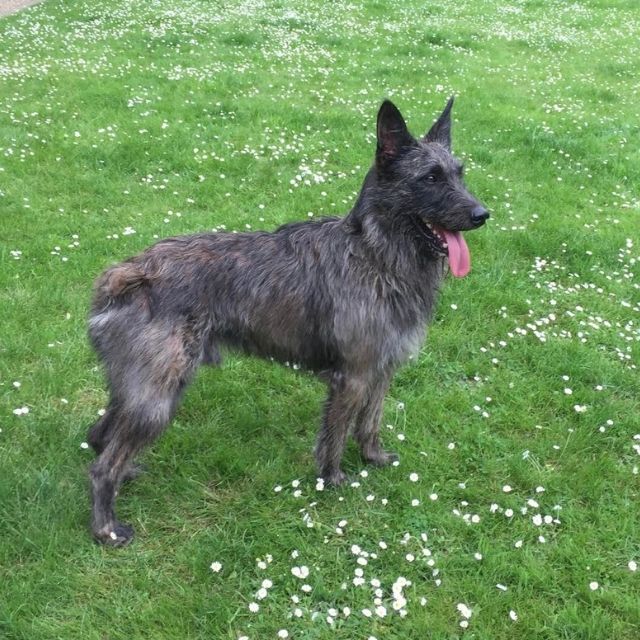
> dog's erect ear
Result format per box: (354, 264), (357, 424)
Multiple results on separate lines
(424, 96), (454, 149)
(376, 101), (414, 167)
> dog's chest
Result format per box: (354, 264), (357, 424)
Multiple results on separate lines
(332, 269), (442, 371)
(381, 262), (445, 363)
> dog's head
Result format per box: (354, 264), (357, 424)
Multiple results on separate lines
(374, 98), (489, 277)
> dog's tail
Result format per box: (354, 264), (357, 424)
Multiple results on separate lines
(93, 262), (149, 309)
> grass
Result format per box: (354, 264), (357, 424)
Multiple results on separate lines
(0, 0), (639, 638)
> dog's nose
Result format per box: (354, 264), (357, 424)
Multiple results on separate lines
(471, 206), (490, 226)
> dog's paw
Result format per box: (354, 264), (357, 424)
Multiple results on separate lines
(323, 469), (348, 486)
(94, 522), (135, 547)
(364, 450), (399, 467)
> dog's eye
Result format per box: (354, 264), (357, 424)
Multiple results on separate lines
(424, 166), (442, 183)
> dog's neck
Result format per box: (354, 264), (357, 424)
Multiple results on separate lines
(344, 167), (446, 277)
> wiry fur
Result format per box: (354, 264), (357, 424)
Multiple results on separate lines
(87, 98), (488, 546)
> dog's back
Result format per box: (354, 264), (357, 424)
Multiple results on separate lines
(92, 219), (336, 371)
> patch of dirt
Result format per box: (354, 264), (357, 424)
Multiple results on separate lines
(0, 0), (43, 18)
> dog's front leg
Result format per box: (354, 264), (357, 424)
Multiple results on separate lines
(353, 372), (398, 467)
(315, 372), (368, 485)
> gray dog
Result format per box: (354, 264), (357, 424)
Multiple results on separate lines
(87, 98), (489, 545)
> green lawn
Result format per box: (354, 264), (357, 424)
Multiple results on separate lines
(1, 0), (638, 638)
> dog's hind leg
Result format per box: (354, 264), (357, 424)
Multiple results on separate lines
(89, 410), (153, 546)
(353, 373), (398, 467)
(90, 389), (189, 546)
(89, 324), (198, 546)
(87, 405), (116, 455)
(87, 404), (146, 483)
(316, 372), (369, 485)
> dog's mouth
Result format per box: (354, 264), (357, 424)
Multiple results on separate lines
(416, 219), (471, 278)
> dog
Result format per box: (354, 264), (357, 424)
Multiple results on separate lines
(87, 97), (489, 545)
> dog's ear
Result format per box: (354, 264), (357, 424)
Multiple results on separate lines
(424, 96), (454, 149)
(376, 101), (414, 168)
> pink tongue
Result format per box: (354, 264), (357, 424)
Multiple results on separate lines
(440, 229), (471, 277)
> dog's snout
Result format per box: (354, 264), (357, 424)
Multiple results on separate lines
(471, 206), (489, 226)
